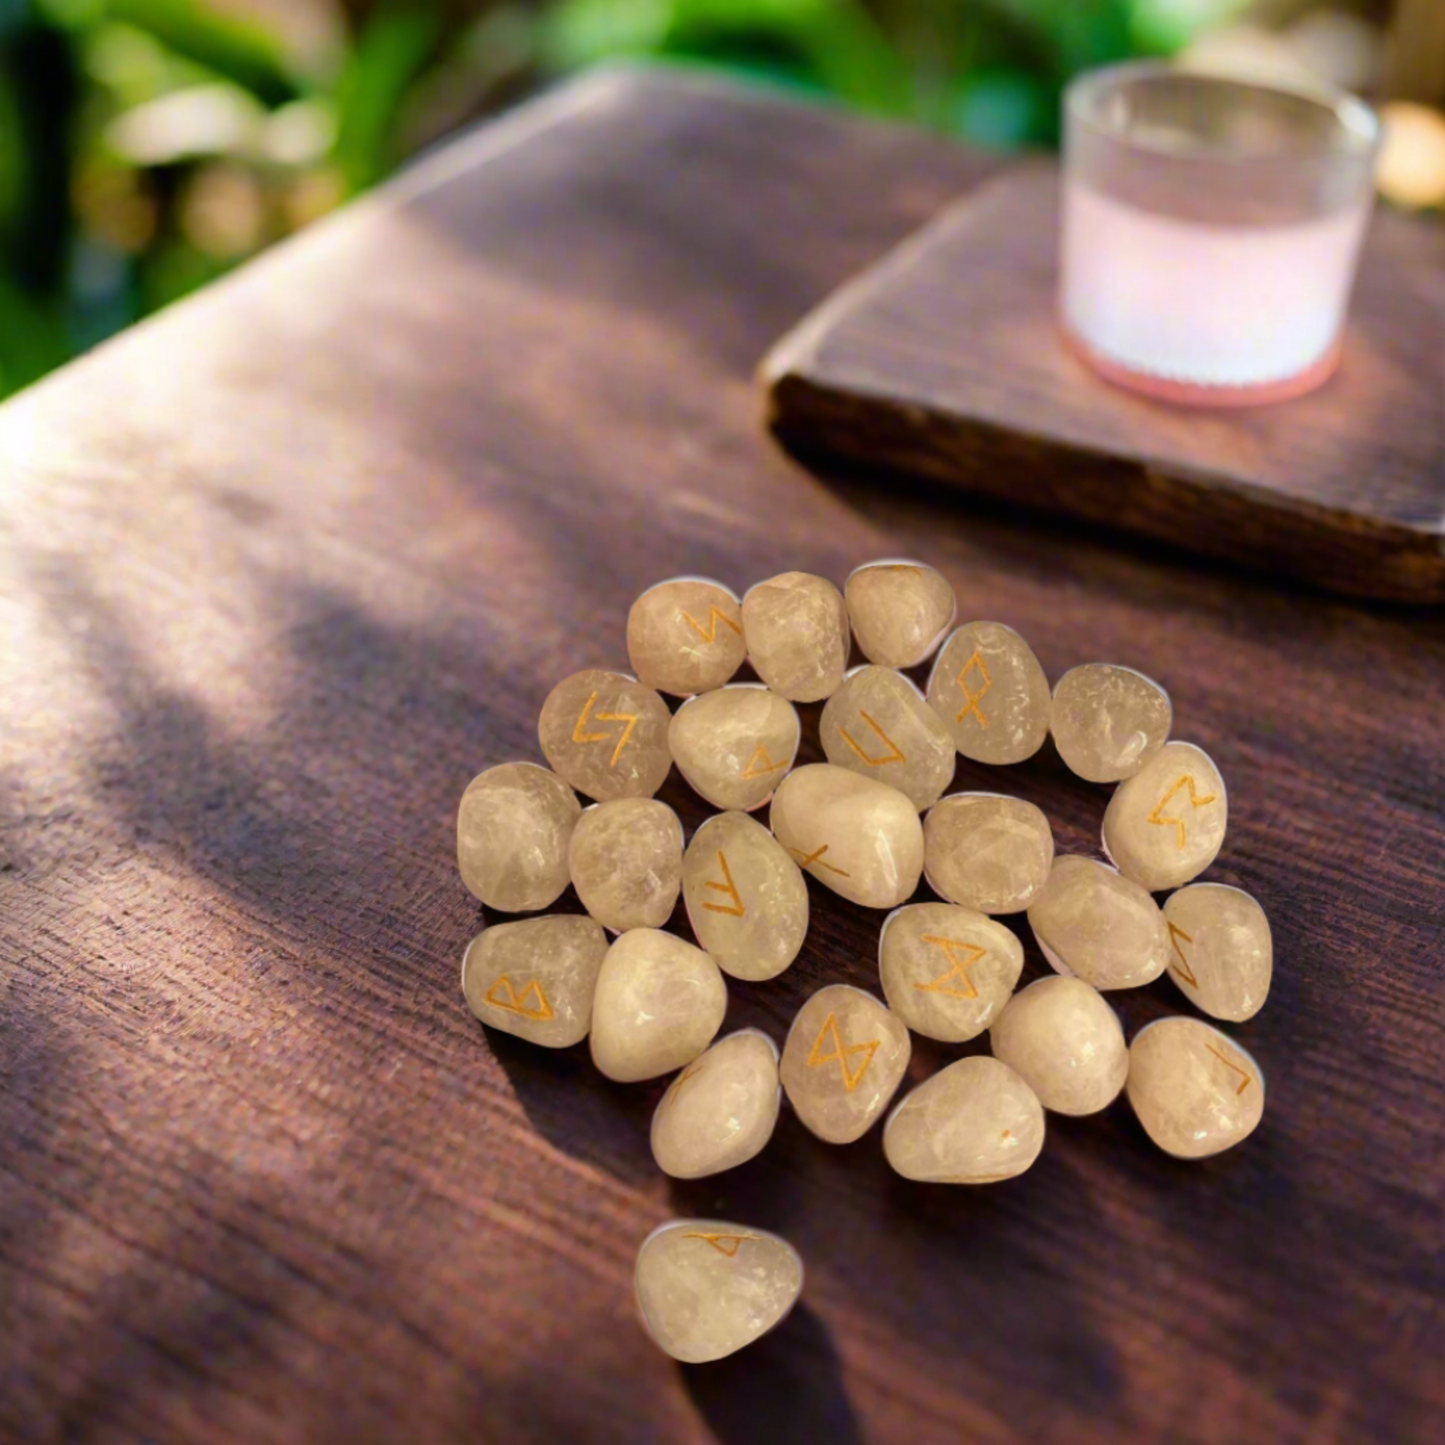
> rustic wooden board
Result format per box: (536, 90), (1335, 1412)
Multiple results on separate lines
(763, 164), (1445, 602)
(1, 68), (1442, 1445)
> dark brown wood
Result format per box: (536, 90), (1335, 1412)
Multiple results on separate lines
(763, 164), (1445, 602)
(1, 67), (1441, 1445)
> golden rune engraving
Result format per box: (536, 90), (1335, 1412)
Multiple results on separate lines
(1168, 921), (1198, 988)
(790, 843), (850, 877)
(483, 975), (555, 1022)
(572, 690), (639, 767)
(953, 648), (993, 727)
(682, 1232), (759, 1257)
(913, 936), (985, 1000)
(701, 850), (745, 916)
(806, 1013), (880, 1093)
(1147, 774), (1219, 851)
(1205, 1043), (1253, 1096)
(739, 742), (789, 779)
(670, 1059), (708, 1098)
(680, 606), (742, 645)
(838, 710), (906, 767)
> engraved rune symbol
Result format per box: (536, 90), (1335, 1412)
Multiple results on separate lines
(701, 850), (745, 916)
(572, 691), (639, 767)
(1147, 774), (1218, 850)
(914, 936), (985, 1000)
(953, 648), (992, 727)
(806, 1013), (879, 1093)
(680, 606), (742, 645)
(1168, 921), (1198, 988)
(682, 1232), (759, 1257)
(484, 976), (555, 1021)
(1205, 1043), (1253, 1096)
(838, 710), (906, 767)
(790, 843), (850, 877)
(739, 743), (789, 779)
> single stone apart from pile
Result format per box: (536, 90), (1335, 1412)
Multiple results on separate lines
(878, 902), (1023, 1043)
(1103, 740), (1227, 891)
(844, 560), (956, 669)
(668, 684), (800, 812)
(989, 976), (1128, 1116)
(1028, 855), (1170, 990)
(741, 571), (850, 702)
(651, 1029), (781, 1179)
(681, 810), (808, 982)
(1051, 663), (1172, 784)
(1127, 1016), (1265, 1158)
(569, 798), (683, 933)
(589, 928), (727, 1082)
(457, 761), (580, 911)
(927, 621), (1051, 765)
(538, 668), (673, 802)
(462, 915), (608, 1048)
(635, 1219), (803, 1363)
(923, 792), (1054, 914)
(819, 665), (956, 811)
(1162, 883), (1273, 1022)
(626, 577), (746, 697)
(769, 763), (923, 909)
(884, 1056), (1046, 1184)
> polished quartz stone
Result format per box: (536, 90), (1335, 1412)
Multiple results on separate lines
(627, 577), (747, 698)
(635, 1218), (803, 1363)
(1027, 855), (1169, 990)
(989, 976), (1128, 1115)
(457, 761), (582, 911)
(1162, 883), (1273, 1022)
(1127, 1016), (1265, 1158)
(741, 571), (850, 702)
(538, 668), (673, 802)
(769, 764), (923, 909)
(1051, 663), (1172, 784)
(569, 798), (683, 933)
(461, 914), (608, 1048)
(923, 792), (1054, 914)
(819, 665), (955, 811)
(878, 902), (1024, 1043)
(1102, 741), (1227, 891)
(884, 1056), (1045, 1184)
(844, 560), (956, 668)
(668, 684), (800, 812)
(682, 811), (808, 982)
(780, 985), (911, 1144)
(926, 622), (1051, 764)
(590, 928), (727, 1082)
(651, 1030), (781, 1178)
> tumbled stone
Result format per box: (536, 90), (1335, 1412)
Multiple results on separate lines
(1103, 741), (1227, 892)
(669, 684), (800, 812)
(878, 902), (1023, 1043)
(780, 985), (910, 1143)
(741, 571), (850, 702)
(569, 798), (683, 933)
(1127, 1016), (1265, 1158)
(884, 1056), (1045, 1183)
(457, 762), (581, 911)
(651, 1030), (781, 1178)
(769, 764), (923, 909)
(1162, 883), (1273, 1022)
(538, 669), (673, 802)
(590, 929), (727, 1082)
(1027, 856), (1169, 990)
(845, 560), (956, 668)
(635, 1218), (803, 1363)
(926, 622), (1051, 764)
(627, 577), (746, 698)
(682, 811), (808, 981)
(989, 976), (1127, 1115)
(923, 792), (1054, 914)
(819, 666), (955, 811)
(461, 914), (608, 1047)
(1051, 663), (1172, 784)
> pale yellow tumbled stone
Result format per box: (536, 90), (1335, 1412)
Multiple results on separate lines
(884, 1056), (1045, 1184)
(819, 666), (955, 811)
(682, 811), (808, 982)
(590, 928), (727, 1082)
(878, 902), (1024, 1043)
(1051, 663), (1172, 784)
(989, 976), (1128, 1115)
(923, 792), (1054, 914)
(1127, 1016), (1265, 1158)
(626, 577), (746, 698)
(844, 560), (956, 668)
(537, 669), (673, 802)
(668, 684), (800, 812)
(1027, 856), (1169, 990)
(457, 762), (581, 911)
(635, 1218), (803, 1363)
(651, 1030), (781, 1178)
(741, 571), (850, 702)
(769, 764), (923, 909)
(780, 985), (910, 1144)
(461, 914), (608, 1047)
(926, 621), (1051, 764)
(1162, 883), (1273, 1022)
(568, 798), (683, 933)
(1103, 741), (1227, 891)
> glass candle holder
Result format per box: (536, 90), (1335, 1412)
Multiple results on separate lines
(1060, 63), (1381, 407)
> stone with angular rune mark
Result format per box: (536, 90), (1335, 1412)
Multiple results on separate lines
(1051, 663), (1173, 783)
(457, 761), (581, 911)
(1028, 856), (1170, 991)
(923, 792), (1054, 914)
(538, 669), (672, 802)
(569, 797), (683, 933)
(627, 577), (746, 696)
(651, 1030), (781, 1178)
(668, 684), (799, 811)
(926, 622), (1051, 764)
(844, 560), (956, 668)
(1162, 883), (1272, 1021)
(1103, 741), (1228, 890)
(990, 976), (1128, 1115)
(741, 571), (850, 702)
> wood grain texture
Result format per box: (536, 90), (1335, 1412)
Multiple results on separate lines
(763, 165), (1445, 602)
(1, 67), (1442, 1445)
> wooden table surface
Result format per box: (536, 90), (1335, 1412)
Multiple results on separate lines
(1, 68), (1441, 1445)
